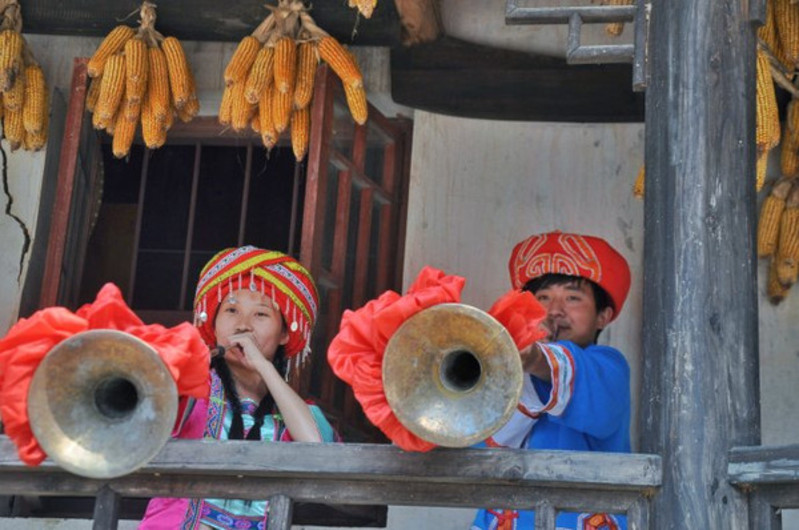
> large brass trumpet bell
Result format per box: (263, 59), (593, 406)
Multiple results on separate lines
(382, 303), (523, 447)
(28, 330), (177, 479)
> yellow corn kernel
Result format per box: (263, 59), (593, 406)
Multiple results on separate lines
(604, 0), (633, 37)
(774, 0), (799, 66)
(318, 36), (363, 88)
(231, 81), (254, 132)
(86, 76), (102, 113)
(251, 113), (261, 134)
(245, 46), (274, 104)
(162, 37), (193, 109)
(293, 42), (318, 110)
(112, 107), (138, 158)
(0, 29), (22, 92)
(95, 53), (126, 123)
(776, 186), (799, 284)
(88, 25), (136, 78)
(756, 149), (769, 192)
(225, 36), (261, 86)
(272, 85), (292, 133)
(0, 92), (4, 119)
(632, 164), (645, 199)
(3, 72), (24, 111)
(756, 49), (780, 151)
(767, 258), (789, 303)
(141, 96), (166, 149)
(259, 84), (278, 149)
(219, 83), (235, 126)
(178, 95), (200, 123)
(348, 0), (378, 19)
(147, 46), (171, 125)
(124, 37), (148, 106)
(291, 106), (310, 161)
(3, 106), (24, 151)
(273, 37), (297, 95)
(23, 64), (48, 135)
(344, 83), (368, 125)
(758, 178), (792, 257)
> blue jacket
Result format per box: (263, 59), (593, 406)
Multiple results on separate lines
(471, 341), (630, 530)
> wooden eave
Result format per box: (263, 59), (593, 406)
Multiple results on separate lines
(19, 0), (401, 46)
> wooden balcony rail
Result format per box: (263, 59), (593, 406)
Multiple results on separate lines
(0, 436), (661, 529)
(728, 444), (799, 530)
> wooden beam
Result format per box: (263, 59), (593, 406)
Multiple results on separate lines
(391, 37), (645, 123)
(728, 444), (799, 485)
(640, 0), (760, 528)
(19, 0), (401, 46)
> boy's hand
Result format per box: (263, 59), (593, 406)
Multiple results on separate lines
(518, 343), (552, 382)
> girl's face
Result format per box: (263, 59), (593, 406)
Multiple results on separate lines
(213, 289), (288, 362)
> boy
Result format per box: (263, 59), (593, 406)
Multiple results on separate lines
(472, 231), (632, 530)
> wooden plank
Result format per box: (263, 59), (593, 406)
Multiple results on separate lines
(39, 58), (88, 308)
(640, 0), (759, 528)
(352, 189), (373, 308)
(91, 485), (120, 530)
(20, 0), (400, 46)
(728, 444), (799, 485)
(267, 495), (293, 530)
(0, 473), (647, 513)
(0, 438), (661, 489)
(391, 37), (645, 123)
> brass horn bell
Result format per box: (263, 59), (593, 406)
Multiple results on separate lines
(28, 330), (177, 479)
(382, 303), (523, 447)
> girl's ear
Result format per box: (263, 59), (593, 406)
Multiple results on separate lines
(279, 328), (290, 346)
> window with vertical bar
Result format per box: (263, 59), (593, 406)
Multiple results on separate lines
(76, 122), (305, 329)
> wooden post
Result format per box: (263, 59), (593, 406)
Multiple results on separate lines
(641, 0), (761, 528)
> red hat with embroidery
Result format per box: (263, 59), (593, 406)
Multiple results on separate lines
(193, 247), (318, 360)
(508, 231), (631, 320)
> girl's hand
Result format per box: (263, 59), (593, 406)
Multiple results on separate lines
(227, 332), (270, 371)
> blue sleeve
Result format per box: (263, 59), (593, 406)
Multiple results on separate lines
(534, 342), (630, 441)
(309, 405), (338, 442)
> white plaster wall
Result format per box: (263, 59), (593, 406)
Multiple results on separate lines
(440, 0), (632, 58)
(403, 111), (645, 436)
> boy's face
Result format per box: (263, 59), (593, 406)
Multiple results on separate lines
(532, 280), (614, 348)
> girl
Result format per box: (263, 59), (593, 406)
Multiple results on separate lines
(140, 246), (336, 529)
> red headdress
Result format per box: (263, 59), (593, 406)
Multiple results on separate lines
(193, 247), (318, 365)
(508, 231), (631, 320)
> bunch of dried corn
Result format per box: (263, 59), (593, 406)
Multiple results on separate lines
(0, 2), (50, 152)
(348, 0), (378, 19)
(603, 0), (634, 37)
(85, 1), (199, 159)
(219, 0), (367, 160)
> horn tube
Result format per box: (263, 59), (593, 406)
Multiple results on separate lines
(27, 330), (177, 479)
(382, 303), (523, 447)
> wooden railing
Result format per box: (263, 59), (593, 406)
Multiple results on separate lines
(0, 436), (661, 530)
(728, 444), (799, 529)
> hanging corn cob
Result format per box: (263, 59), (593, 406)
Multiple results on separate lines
(758, 178), (793, 257)
(775, 185), (799, 286)
(348, 0), (378, 19)
(219, 0), (368, 160)
(85, 1), (200, 159)
(0, 1), (50, 152)
(603, 0), (634, 37)
(756, 46), (781, 192)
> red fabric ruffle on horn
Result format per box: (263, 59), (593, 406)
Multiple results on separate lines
(327, 266), (548, 452)
(0, 283), (210, 466)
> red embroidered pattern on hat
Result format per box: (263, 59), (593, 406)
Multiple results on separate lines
(512, 233), (601, 288)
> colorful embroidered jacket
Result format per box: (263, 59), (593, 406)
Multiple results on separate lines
(139, 370), (337, 530)
(471, 341), (631, 530)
